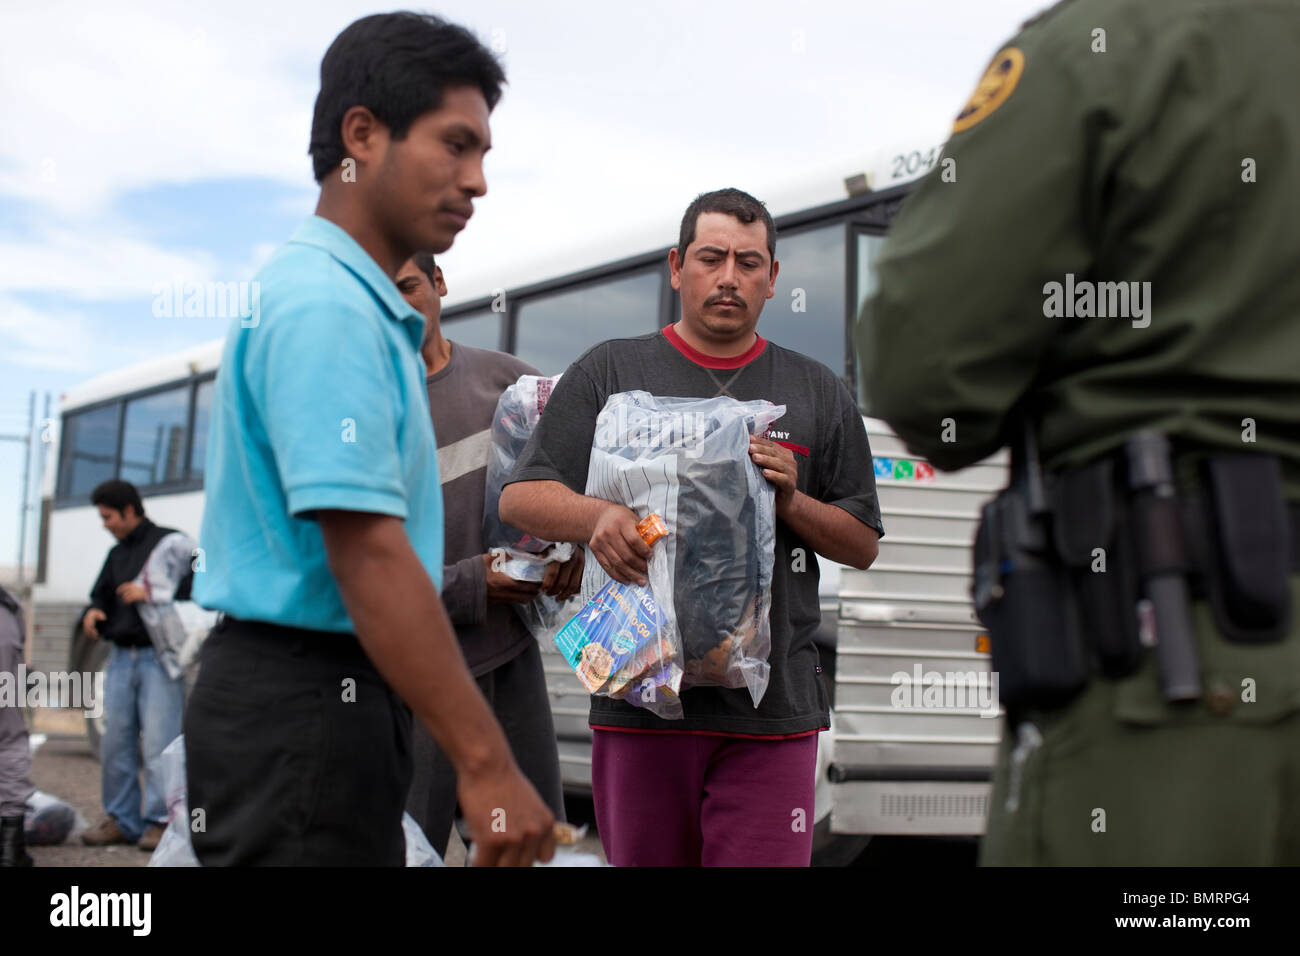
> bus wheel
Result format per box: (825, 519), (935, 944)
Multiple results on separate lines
(70, 630), (110, 759)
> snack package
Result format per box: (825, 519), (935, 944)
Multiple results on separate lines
(482, 374), (583, 641)
(552, 513), (683, 718)
(570, 391), (784, 708)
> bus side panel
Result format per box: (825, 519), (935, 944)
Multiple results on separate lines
(829, 422), (1008, 837)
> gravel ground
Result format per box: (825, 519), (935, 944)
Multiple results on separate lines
(24, 714), (605, 867)
(25, 726), (972, 868)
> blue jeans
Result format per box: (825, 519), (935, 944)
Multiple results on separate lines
(102, 644), (184, 841)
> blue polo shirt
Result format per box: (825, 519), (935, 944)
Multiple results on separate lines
(193, 216), (443, 632)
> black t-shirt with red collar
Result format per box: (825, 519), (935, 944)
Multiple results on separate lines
(507, 325), (884, 736)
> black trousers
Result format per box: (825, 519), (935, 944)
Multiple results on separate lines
(184, 616), (411, 866)
(405, 640), (565, 857)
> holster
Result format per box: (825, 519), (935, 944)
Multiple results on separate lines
(1050, 459), (1143, 677)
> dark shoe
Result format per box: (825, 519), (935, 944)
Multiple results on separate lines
(137, 824), (165, 852)
(81, 816), (130, 846)
(1, 816), (34, 867)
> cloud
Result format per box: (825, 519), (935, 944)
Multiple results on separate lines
(0, 296), (129, 372)
(0, 0), (336, 216)
(0, 224), (220, 302)
(0, 292), (230, 375)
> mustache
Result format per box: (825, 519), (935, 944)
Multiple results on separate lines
(704, 292), (747, 309)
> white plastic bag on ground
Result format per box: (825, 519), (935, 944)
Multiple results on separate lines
(148, 735), (197, 866)
(24, 790), (86, 845)
(148, 735), (444, 867)
(403, 813), (445, 867)
(535, 849), (607, 867)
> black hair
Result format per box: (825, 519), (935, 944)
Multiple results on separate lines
(308, 12), (506, 183)
(677, 188), (777, 263)
(91, 480), (144, 518)
(413, 251), (438, 287)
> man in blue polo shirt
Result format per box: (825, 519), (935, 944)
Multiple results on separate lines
(186, 11), (555, 867)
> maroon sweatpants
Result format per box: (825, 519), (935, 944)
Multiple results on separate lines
(591, 728), (820, 866)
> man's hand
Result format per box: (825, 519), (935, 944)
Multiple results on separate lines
(589, 504), (650, 586)
(458, 760), (557, 867)
(750, 437), (798, 515)
(116, 582), (148, 605)
(481, 554), (544, 605)
(82, 608), (107, 638)
(541, 548), (585, 601)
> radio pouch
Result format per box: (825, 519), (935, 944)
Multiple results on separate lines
(1051, 459), (1142, 678)
(1200, 455), (1291, 643)
(973, 487), (1088, 710)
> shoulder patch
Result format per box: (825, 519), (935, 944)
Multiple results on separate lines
(952, 47), (1025, 134)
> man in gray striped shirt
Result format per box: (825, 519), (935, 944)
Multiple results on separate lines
(395, 253), (578, 855)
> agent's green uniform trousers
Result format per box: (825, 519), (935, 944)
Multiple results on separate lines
(981, 575), (1300, 865)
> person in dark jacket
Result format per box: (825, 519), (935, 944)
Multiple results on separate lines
(79, 480), (185, 852)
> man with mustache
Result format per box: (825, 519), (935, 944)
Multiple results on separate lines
(500, 188), (883, 866)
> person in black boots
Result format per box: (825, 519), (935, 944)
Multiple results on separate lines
(0, 584), (34, 866)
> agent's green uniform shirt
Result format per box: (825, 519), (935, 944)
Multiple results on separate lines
(859, 0), (1300, 865)
(859, 0), (1300, 499)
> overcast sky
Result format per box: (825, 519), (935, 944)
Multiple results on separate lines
(0, 0), (1053, 568)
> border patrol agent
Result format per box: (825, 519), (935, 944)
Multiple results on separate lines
(857, 0), (1300, 864)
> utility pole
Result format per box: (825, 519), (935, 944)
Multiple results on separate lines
(1, 391), (36, 585)
(16, 390), (34, 589)
(0, 390), (39, 664)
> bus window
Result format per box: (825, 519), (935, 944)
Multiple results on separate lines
(58, 403), (120, 502)
(853, 232), (887, 415)
(514, 270), (661, 376)
(763, 225), (846, 378)
(442, 309), (502, 352)
(188, 378), (215, 480)
(120, 386), (190, 488)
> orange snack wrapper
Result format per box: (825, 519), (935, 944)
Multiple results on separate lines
(636, 513), (668, 547)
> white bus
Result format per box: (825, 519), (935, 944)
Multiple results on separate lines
(33, 153), (1007, 863)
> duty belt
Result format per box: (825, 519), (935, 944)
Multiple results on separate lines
(973, 430), (1296, 711)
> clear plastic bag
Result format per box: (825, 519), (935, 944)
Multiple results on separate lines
(553, 514), (683, 718)
(483, 374), (584, 643)
(572, 391), (785, 710)
(147, 735), (443, 866)
(148, 735), (197, 867)
(484, 374), (563, 558)
(488, 542), (573, 583)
